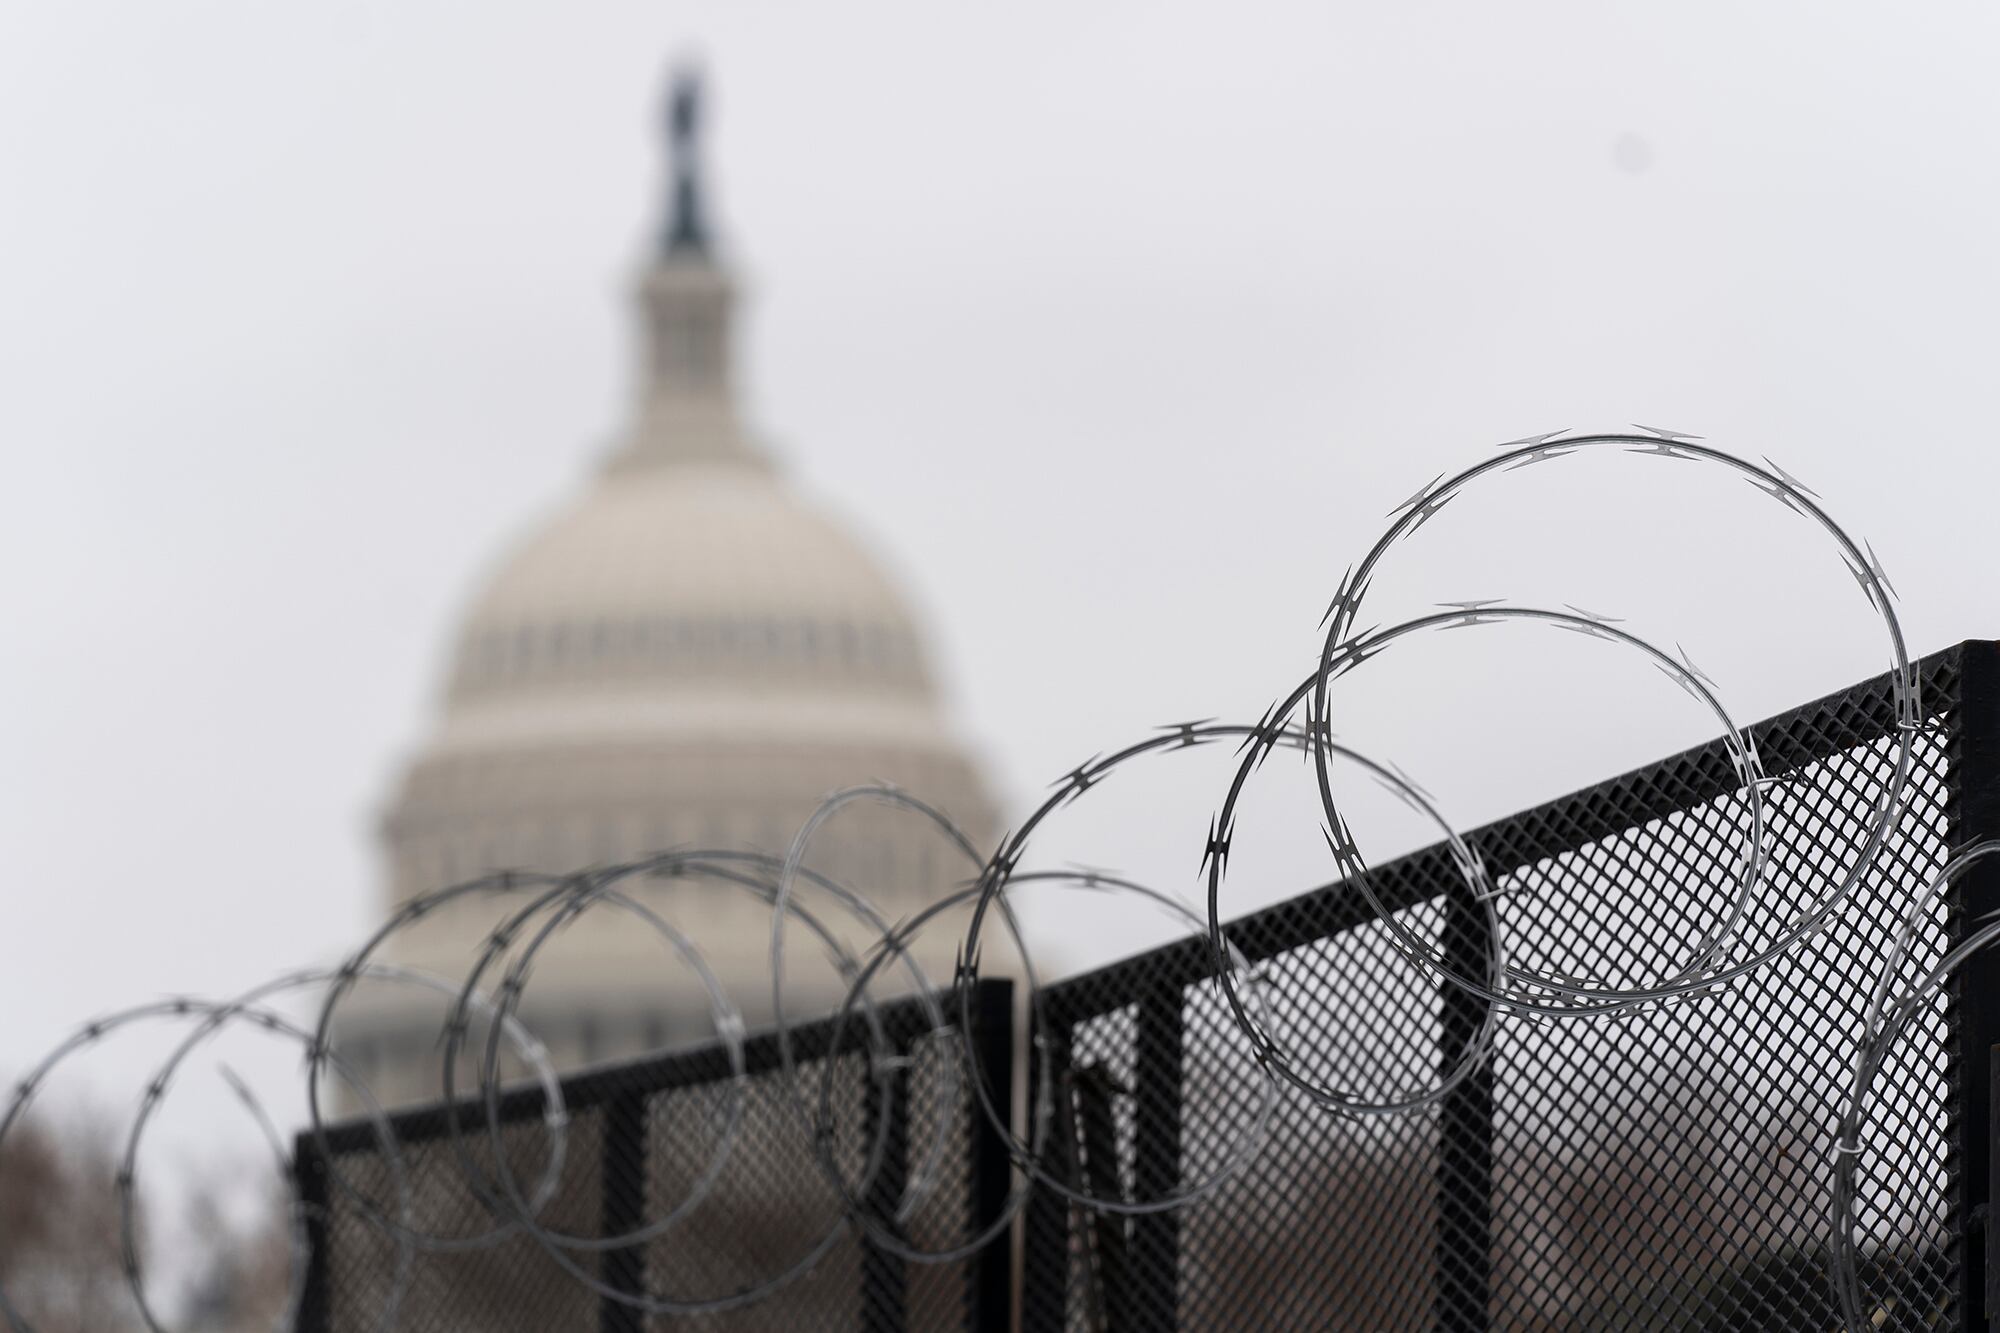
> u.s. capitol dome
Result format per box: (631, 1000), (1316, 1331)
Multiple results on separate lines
(343, 75), (995, 1103)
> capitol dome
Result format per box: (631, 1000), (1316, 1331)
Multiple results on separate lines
(436, 460), (945, 751)
(348, 74), (995, 1104)
(459, 463), (922, 674)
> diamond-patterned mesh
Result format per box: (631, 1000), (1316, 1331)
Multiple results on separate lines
(299, 1102), (604, 1330)
(1023, 646), (1986, 1331)
(296, 980), (1014, 1332)
(299, 644), (2000, 1330)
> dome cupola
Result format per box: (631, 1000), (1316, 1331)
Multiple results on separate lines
(356, 68), (994, 1092)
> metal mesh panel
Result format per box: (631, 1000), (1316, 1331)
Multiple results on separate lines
(1024, 648), (1978, 1331)
(636, 1041), (870, 1329)
(296, 980), (1013, 1332)
(296, 644), (2000, 1329)
(303, 1102), (604, 1331)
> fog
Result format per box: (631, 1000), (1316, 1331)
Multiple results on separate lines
(2, 0), (1996, 1200)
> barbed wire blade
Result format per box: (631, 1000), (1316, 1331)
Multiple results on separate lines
(1503, 444), (1579, 472)
(1495, 429), (1570, 449)
(1386, 472), (1445, 519)
(1761, 455), (1822, 500)
(1406, 489), (1458, 534)
(1864, 539), (1899, 599)
(1387, 758), (1437, 804)
(1551, 618), (1617, 641)
(1631, 439), (1701, 463)
(1564, 603), (1626, 625)
(1840, 551), (1883, 609)
(1676, 642), (1718, 690)
(1321, 565), (1374, 629)
(1654, 658), (1707, 704)
(1199, 815), (1234, 878)
(1741, 469), (1809, 516)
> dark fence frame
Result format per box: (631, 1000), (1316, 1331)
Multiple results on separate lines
(295, 641), (2000, 1330)
(294, 978), (1017, 1333)
(1021, 640), (2000, 1330)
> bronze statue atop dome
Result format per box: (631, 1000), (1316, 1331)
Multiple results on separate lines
(663, 69), (711, 258)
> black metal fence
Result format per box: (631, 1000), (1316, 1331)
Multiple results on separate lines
(295, 981), (1016, 1332)
(297, 641), (2000, 1330)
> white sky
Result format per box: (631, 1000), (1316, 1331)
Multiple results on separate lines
(3, 0), (1999, 1155)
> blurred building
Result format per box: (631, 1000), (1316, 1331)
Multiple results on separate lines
(340, 71), (995, 1106)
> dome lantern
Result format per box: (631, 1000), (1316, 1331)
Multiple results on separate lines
(358, 64), (996, 1104)
(615, 66), (766, 475)
(661, 67), (712, 260)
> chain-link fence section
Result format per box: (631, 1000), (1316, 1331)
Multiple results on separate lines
(1023, 644), (1991, 1331)
(295, 981), (1015, 1332)
(295, 643), (2000, 1330)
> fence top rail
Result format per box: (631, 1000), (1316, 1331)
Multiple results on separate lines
(1039, 641), (1974, 1025)
(301, 978), (1012, 1159)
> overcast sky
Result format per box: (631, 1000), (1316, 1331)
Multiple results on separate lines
(3, 0), (1999, 1150)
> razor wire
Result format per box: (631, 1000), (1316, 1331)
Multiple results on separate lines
(0, 427), (1945, 1331)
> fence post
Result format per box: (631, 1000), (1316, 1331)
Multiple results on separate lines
(1435, 875), (1495, 1332)
(1021, 1018), (1075, 1332)
(1127, 974), (1185, 1329)
(860, 1033), (911, 1332)
(292, 1136), (331, 1333)
(600, 1090), (649, 1333)
(1073, 1063), (1130, 1328)
(1956, 642), (2000, 1329)
(967, 980), (1017, 1333)
(1989, 1047), (2000, 1326)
